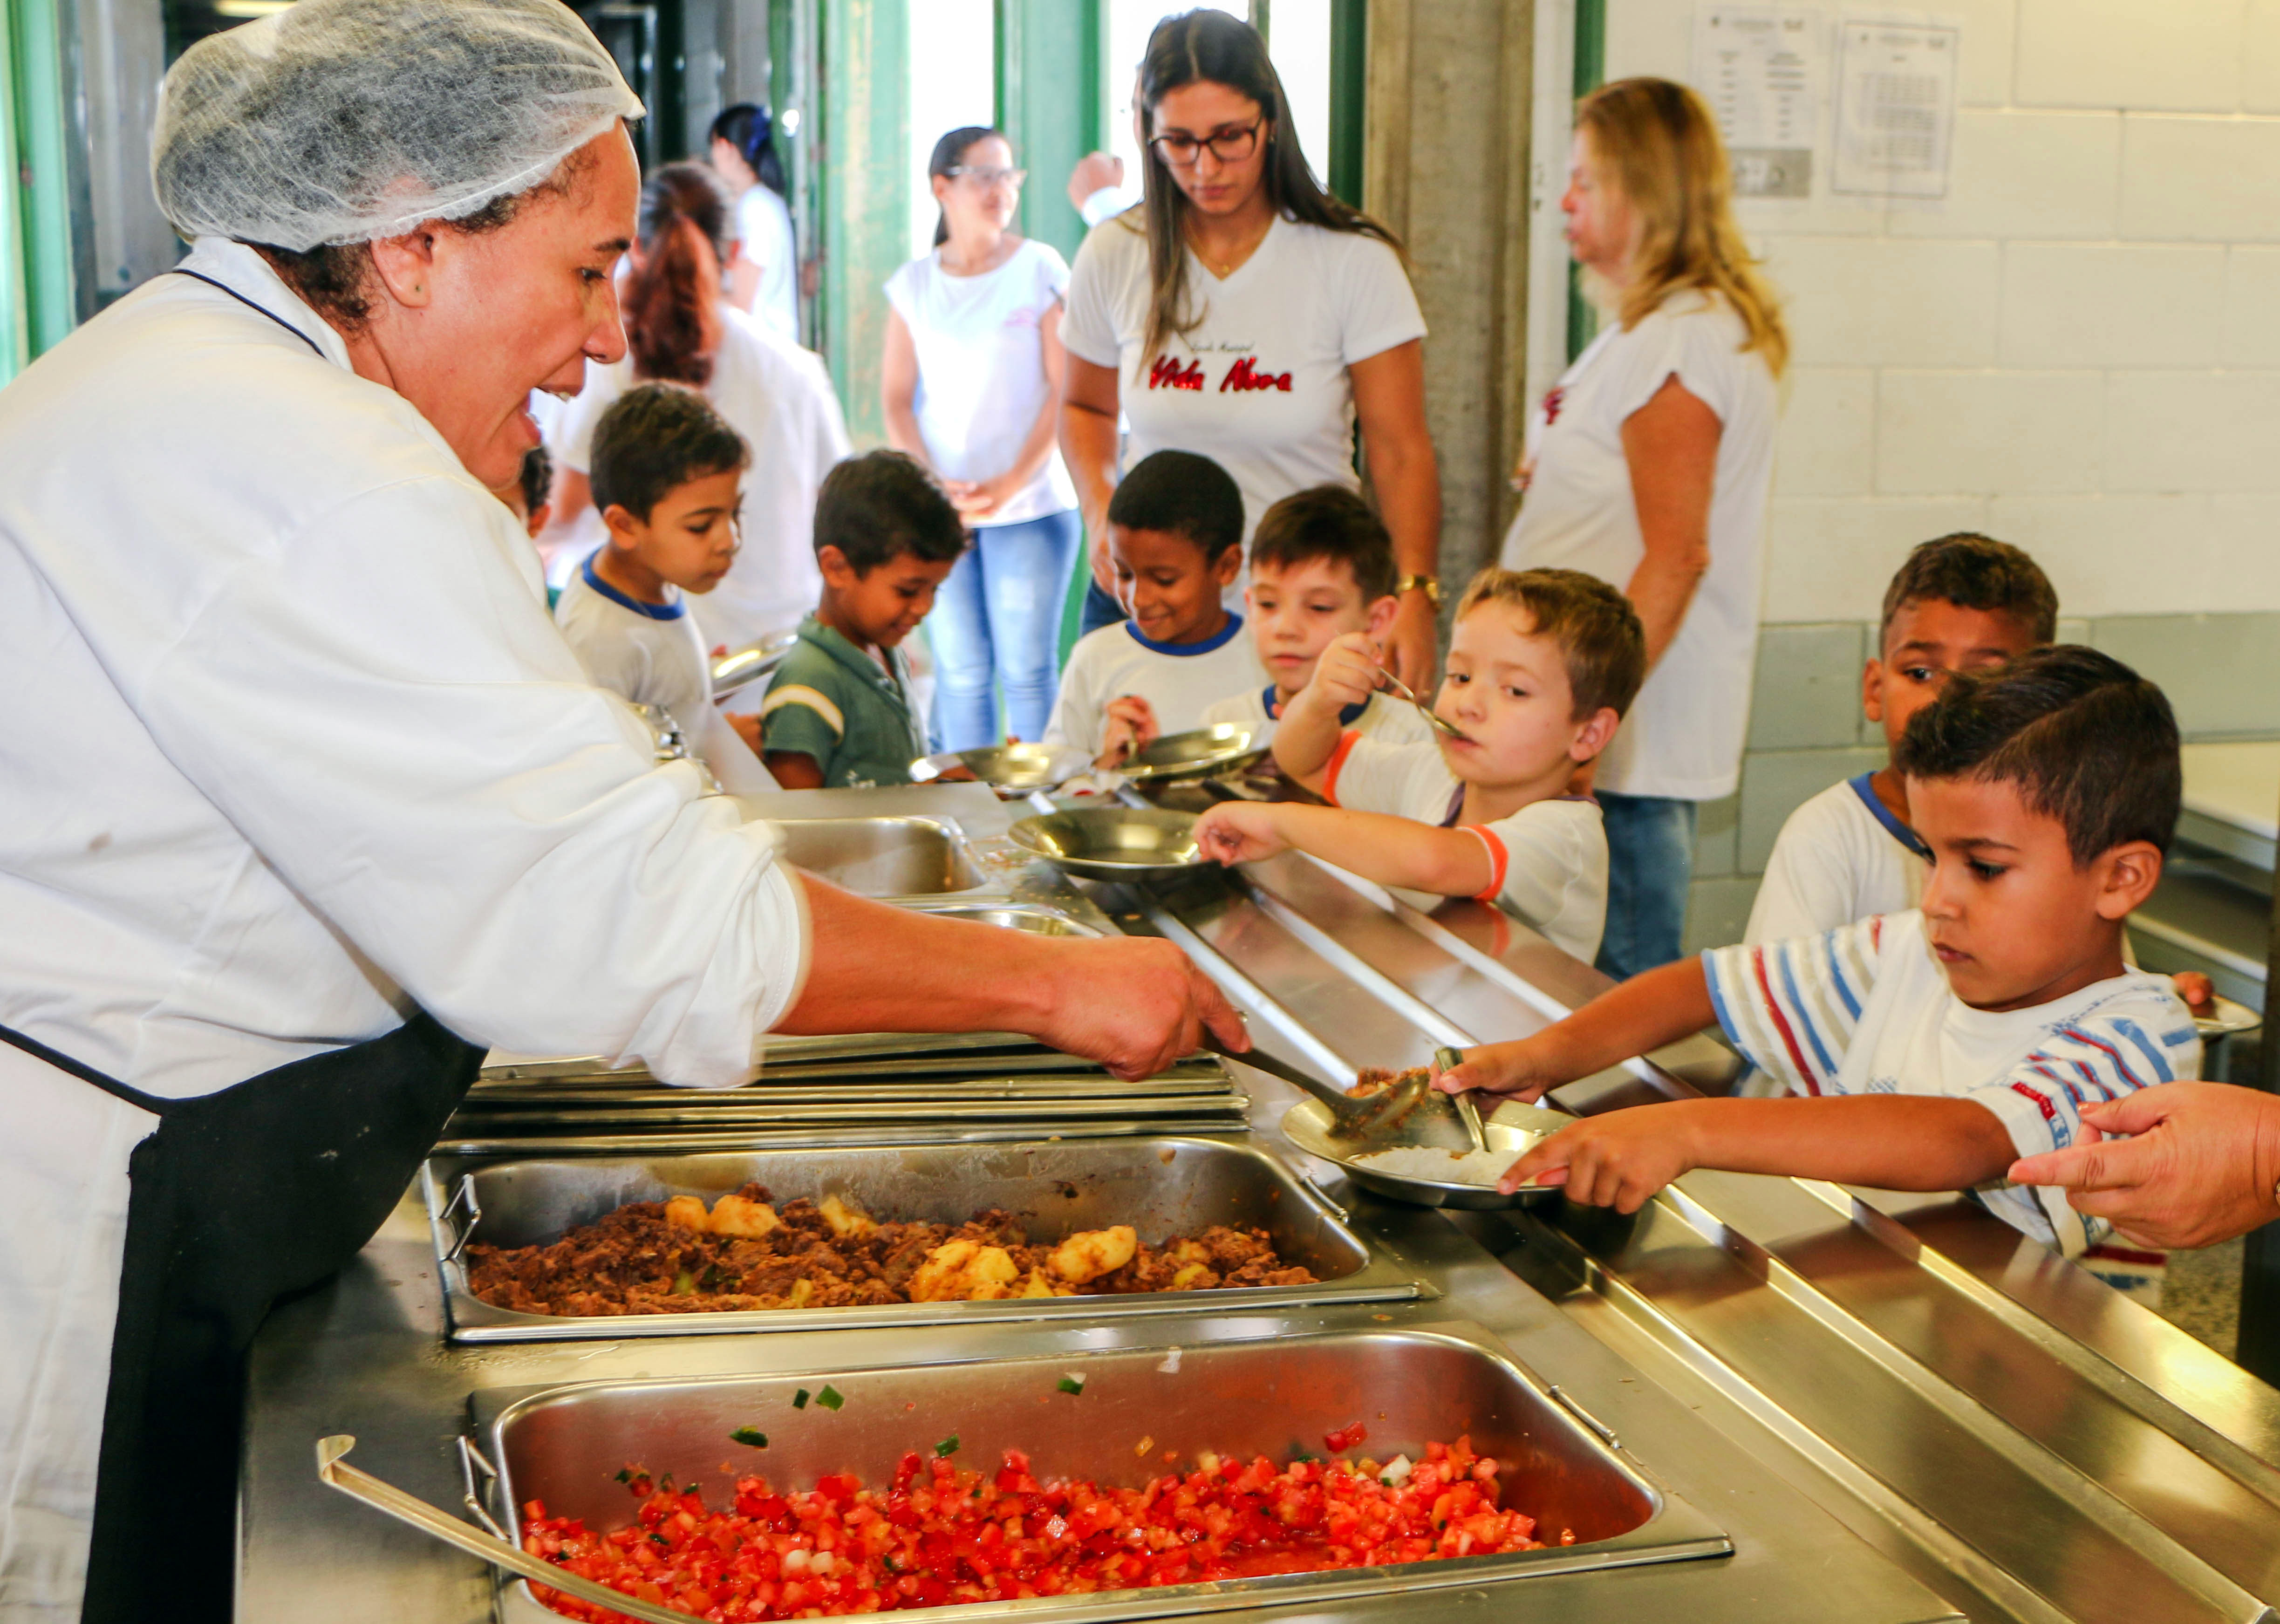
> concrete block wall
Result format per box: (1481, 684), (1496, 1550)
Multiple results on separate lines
(1683, 612), (2280, 953)
(1597, 0), (2280, 619)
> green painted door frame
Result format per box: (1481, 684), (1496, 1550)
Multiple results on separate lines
(817, 0), (908, 446)
(995, 0), (1106, 267)
(3, 0), (79, 385)
(1326, 0), (1366, 207)
(1566, 0), (1605, 362)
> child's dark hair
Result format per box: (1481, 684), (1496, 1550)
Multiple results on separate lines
(813, 450), (968, 574)
(1894, 645), (2179, 863)
(1880, 532), (2058, 648)
(1106, 450), (1244, 563)
(589, 382), (749, 522)
(516, 444), (552, 518)
(1249, 486), (1397, 601)
(1454, 567), (1648, 721)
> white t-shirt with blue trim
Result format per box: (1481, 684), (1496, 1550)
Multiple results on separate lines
(1043, 617), (1268, 757)
(1746, 773), (1930, 945)
(1703, 910), (2201, 1260)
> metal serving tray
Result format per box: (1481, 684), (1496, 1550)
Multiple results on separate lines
(423, 1136), (1417, 1343)
(772, 815), (990, 899)
(440, 1093), (1252, 1142)
(469, 1324), (1730, 1624)
(432, 1115), (1266, 1158)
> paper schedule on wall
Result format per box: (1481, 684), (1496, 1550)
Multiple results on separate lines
(1692, 8), (1823, 200)
(1831, 16), (1959, 198)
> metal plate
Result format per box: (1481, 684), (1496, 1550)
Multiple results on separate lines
(1283, 1098), (1564, 1211)
(710, 630), (800, 698)
(910, 743), (1095, 795)
(1009, 807), (1203, 882)
(472, 1324), (1730, 1624)
(1118, 723), (1264, 783)
(423, 1136), (1420, 1342)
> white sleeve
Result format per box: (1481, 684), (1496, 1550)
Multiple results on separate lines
(1058, 223), (1135, 369)
(1470, 799), (1604, 918)
(1602, 298), (1749, 427)
(140, 476), (810, 1089)
(1079, 186), (1139, 228)
(1322, 735), (1442, 818)
(1034, 241), (1072, 300)
(882, 258), (919, 325)
(1746, 792), (1866, 945)
(1043, 633), (1106, 754)
(1333, 234), (1429, 367)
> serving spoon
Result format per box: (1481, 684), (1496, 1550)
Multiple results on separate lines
(1199, 1037), (1472, 1152)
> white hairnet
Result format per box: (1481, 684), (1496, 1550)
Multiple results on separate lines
(151, 0), (646, 251)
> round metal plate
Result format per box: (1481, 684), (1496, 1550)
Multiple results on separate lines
(1119, 723), (1264, 782)
(1007, 807), (1205, 882)
(909, 743), (1095, 795)
(1281, 1098), (1563, 1210)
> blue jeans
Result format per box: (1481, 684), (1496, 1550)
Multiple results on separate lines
(1595, 790), (1699, 982)
(928, 509), (1083, 749)
(1077, 574), (1125, 639)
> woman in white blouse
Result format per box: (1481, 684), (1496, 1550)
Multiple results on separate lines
(883, 127), (1080, 749)
(1501, 77), (1786, 979)
(1058, 9), (1443, 690)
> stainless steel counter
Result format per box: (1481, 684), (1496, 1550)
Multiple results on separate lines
(239, 786), (2280, 1624)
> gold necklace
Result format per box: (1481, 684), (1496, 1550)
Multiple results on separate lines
(1191, 217), (1271, 278)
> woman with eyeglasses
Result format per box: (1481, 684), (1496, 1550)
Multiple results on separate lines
(1058, 9), (1444, 692)
(1499, 79), (1786, 981)
(883, 127), (1082, 749)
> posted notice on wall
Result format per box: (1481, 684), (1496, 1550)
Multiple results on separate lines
(1831, 15), (1960, 198)
(1692, 8), (1823, 199)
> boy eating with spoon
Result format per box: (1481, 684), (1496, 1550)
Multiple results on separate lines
(1195, 567), (1645, 964)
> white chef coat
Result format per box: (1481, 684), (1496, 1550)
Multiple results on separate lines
(555, 302), (850, 657)
(1500, 289), (1777, 801)
(0, 239), (813, 1614)
(1059, 213), (1426, 549)
(736, 181), (800, 341)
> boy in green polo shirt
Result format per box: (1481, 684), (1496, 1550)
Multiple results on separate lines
(760, 451), (968, 788)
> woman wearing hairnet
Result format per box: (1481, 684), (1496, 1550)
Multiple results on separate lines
(0, 2), (1242, 1617)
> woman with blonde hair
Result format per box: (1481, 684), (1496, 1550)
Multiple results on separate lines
(1501, 75), (1786, 979)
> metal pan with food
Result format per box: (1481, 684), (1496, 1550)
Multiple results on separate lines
(422, 1136), (1422, 1342)
(1281, 1064), (1568, 1213)
(443, 1324), (1728, 1624)
(438, 1089), (1252, 1142)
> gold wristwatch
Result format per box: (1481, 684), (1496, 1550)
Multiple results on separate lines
(1397, 573), (1443, 607)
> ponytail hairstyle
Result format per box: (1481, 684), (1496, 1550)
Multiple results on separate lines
(928, 124), (1006, 249)
(1575, 77), (1789, 378)
(624, 161), (733, 389)
(708, 102), (786, 198)
(1132, 9), (1401, 375)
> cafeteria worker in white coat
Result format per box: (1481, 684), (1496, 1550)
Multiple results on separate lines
(0, 5), (1241, 1621)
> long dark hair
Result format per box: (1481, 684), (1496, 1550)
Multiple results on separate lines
(624, 162), (732, 388)
(709, 102), (786, 198)
(928, 124), (1007, 249)
(1133, 9), (1402, 372)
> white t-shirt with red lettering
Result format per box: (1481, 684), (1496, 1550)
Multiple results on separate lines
(1059, 213), (1427, 548)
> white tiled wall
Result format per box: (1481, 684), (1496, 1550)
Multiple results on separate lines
(1604, 0), (2280, 622)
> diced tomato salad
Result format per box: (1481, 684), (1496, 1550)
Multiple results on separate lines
(523, 1437), (1542, 1622)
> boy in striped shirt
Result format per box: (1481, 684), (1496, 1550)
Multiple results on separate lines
(1439, 647), (2199, 1299)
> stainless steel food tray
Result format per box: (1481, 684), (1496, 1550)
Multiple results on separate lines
(441, 1092), (1251, 1141)
(466, 1057), (1235, 1096)
(423, 1136), (1418, 1343)
(467, 1323), (1730, 1624)
(432, 1115), (1264, 1157)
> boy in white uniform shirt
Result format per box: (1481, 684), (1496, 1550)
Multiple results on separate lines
(1045, 450), (1266, 766)
(1748, 534), (2055, 945)
(554, 384), (776, 793)
(1196, 569), (1646, 964)
(1200, 486), (1434, 751)
(1441, 647), (2200, 1303)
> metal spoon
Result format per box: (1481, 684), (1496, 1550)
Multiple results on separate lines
(1199, 1037), (1451, 1146)
(1434, 1044), (1491, 1153)
(1378, 669), (1470, 742)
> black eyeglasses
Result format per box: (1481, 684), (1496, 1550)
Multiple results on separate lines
(1148, 120), (1263, 168)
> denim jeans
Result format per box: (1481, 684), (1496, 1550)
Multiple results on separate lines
(1076, 574), (1125, 639)
(928, 508), (1083, 750)
(1594, 790), (1700, 982)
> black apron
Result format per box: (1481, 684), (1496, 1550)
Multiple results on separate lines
(0, 1013), (482, 1624)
